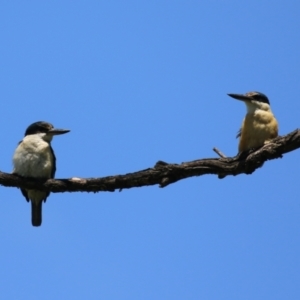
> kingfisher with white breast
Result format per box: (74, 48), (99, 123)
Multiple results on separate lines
(228, 91), (278, 153)
(13, 121), (70, 227)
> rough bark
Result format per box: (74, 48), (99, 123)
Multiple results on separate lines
(1, 129), (299, 193)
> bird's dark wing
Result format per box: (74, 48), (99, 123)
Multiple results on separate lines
(236, 129), (241, 139)
(39, 145), (57, 202)
(49, 145), (56, 179)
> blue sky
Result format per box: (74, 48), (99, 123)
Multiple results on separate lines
(1, 1), (300, 299)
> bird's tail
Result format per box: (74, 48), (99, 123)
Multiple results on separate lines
(31, 201), (42, 227)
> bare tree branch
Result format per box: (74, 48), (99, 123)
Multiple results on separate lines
(1, 129), (299, 193)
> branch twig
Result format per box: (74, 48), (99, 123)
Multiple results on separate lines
(213, 147), (227, 158)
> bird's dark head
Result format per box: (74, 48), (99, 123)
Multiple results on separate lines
(227, 91), (270, 105)
(24, 121), (70, 139)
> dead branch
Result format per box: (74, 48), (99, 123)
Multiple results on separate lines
(0, 129), (299, 193)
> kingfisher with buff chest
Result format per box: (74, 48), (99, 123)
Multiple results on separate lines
(228, 91), (278, 153)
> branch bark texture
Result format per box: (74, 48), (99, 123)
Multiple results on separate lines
(1, 129), (299, 193)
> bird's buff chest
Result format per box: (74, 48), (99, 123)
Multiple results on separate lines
(13, 136), (53, 178)
(239, 109), (278, 152)
(243, 109), (278, 132)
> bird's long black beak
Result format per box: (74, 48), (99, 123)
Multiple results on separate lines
(228, 93), (251, 102)
(48, 128), (70, 135)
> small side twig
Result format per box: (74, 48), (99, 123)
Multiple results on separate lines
(213, 147), (227, 158)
